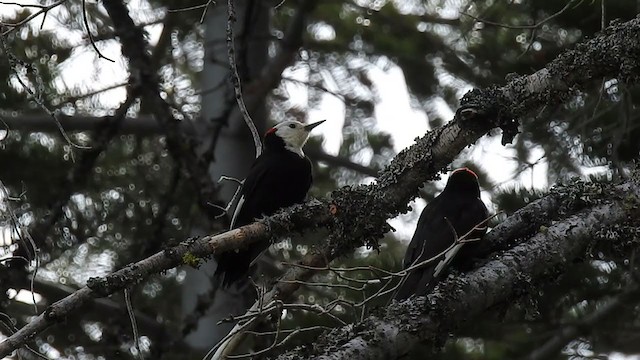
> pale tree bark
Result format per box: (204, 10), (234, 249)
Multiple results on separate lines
(273, 179), (640, 359)
(181, 0), (270, 348)
(209, 15), (640, 357)
(1, 9), (640, 360)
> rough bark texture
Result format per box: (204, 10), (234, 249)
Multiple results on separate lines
(0, 223), (270, 356)
(2, 10), (640, 360)
(274, 179), (640, 360)
(214, 16), (640, 356)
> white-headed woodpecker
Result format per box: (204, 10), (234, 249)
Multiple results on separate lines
(214, 119), (325, 288)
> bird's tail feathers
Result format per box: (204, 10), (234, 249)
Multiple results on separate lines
(214, 250), (251, 288)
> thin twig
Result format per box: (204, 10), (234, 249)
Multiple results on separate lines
(226, 0), (263, 158)
(0, 31), (90, 156)
(203, 317), (259, 360)
(124, 289), (144, 360)
(167, 0), (214, 18)
(81, 0), (115, 62)
(207, 176), (244, 219)
(0, 0), (67, 35)
(199, 0), (217, 24)
(227, 326), (326, 359)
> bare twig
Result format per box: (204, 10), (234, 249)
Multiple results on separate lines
(0, 31), (90, 154)
(0, 0), (67, 35)
(203, 316), (260, 360)
(220, 301), (347, 326)
(207, 176), (245, 220)
(229, 325), (329, 359)
(226, 0), (263, 158)
(81, 0), (115, 62)
(2, 16), (639, 356)
(168, 0), (216, 24)
(124, 288), (144, 360)
(199, 0), (217, 23)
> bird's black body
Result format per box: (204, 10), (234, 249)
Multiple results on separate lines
(395, 168), (488, 300)
(214, 126), (314, 288)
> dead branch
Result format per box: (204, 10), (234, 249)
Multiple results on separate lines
(226, 0), (263, 158)
(0, 0), (67, 35)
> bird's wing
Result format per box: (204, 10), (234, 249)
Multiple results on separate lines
(402, 195), (444, 268)
(230, 154), (312, 230)
(433, 198), (488, 277)
(432, 243), (464, 279)
(229, 156), (270, 229)
(229, 195), (245, 230)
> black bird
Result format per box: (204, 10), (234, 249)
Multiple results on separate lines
(214, 119), (325, 288)
(395, 168), (488, 300)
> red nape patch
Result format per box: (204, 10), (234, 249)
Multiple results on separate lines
(265, 127), (277, 135)
(453, 167), (478, 179)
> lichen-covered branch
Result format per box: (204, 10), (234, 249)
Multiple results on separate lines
(274, 178), (640, 360)
(212, 16), (640, 356)
(0, 222), (270, 357)
(2, 14), (639, 359)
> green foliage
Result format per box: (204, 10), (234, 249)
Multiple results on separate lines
(2, 0), (640, 358)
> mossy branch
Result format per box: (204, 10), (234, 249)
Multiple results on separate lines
(1, 12), (640, 360)
(273, 178), (640, 360)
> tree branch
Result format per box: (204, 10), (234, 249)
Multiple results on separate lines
(0, 222), (276, 357)
(102, 0), (221, 217)
(1, 15), (639, 358)
(209, 16), (640, 356)
(0, 113), (380, 177)
(273, 179), (640, 359)
(525, 283), (640, 360)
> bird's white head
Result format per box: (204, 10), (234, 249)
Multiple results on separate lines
(266, 120), (325, 157)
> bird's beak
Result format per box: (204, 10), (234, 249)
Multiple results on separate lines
(304, 120), (326, 132)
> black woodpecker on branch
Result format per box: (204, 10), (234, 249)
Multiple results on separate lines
(214, 119), (325, 288)
(395, 167), (488, 300)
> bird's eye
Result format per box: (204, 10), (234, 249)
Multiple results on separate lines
(288, 123), (296, 129)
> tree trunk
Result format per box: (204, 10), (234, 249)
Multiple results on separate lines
(181, 0), (269, 349)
